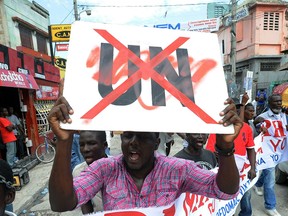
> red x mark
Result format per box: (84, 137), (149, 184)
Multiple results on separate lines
(81, 29), (217, 124)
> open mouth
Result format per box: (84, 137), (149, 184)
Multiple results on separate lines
(196, 142), (204, 147)
(129, 151), (140, 162)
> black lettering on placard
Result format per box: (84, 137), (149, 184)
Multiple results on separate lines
(98, 43), (141, 105)
(98, 43), (194, 106)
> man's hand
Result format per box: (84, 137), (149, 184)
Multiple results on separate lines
(216, 98), (243, 148)
(241, 92), (249, 106)
(48, 80), (75, 142)
(248, 168), (256, 180)
(48, 96), (75, 141)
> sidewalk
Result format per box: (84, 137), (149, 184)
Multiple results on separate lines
(13, 161), (53, 215)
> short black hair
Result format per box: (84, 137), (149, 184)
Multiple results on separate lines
(0, 159), (14, 191)
(245, 103), (254, 110)
(79, 130), (107, 143)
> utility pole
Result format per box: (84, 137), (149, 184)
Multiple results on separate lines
(230, 0), (237, 82)
(73, 0), (79, 20)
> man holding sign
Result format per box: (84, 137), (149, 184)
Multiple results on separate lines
(47, 94), (242, 213)
(48, 22), (244, 214)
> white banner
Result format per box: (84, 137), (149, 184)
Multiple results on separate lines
(148, 18), (220, 33)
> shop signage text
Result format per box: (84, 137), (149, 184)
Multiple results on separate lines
(54, 57), (66, 69)
(224, 6), (249, 26)
(0, 44), (60, 83)
(0, 69), (39, 89)
(49, 24), (71, 42)
(56, 44), (69, 51)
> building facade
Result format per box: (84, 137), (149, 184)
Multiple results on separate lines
(0, 0), (60, 156)
(217, 0), (288, 98)
(207, 3), (231, 19)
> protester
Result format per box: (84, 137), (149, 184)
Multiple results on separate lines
(105, 131), (113, 155)
(70, 133), (84, 171)
(174, 133), (217, 170)
(238, 95), (258, 216)
(206, 96), (256, 216)
(47, 92), (242, 212)
(253, 94), (286, 216)
(72, 130), (108, 214)
(7, 107), (25, 160)
(0, 109), (17, 167)
(0, 159), (16, 216)
(256, 89), (267, 115)
(156, 132), (174, 156)
(244, 103), (258, 138)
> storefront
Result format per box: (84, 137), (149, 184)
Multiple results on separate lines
(0, 44), (60, 154)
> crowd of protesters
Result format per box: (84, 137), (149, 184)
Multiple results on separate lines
(1, 89), (286, 216)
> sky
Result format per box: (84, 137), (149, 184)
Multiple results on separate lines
(32, 0), (232, 26)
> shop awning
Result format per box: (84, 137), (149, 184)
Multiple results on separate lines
(273, 82), (288, 94)
(0, 69), (39, 89)
(273, 82), (288, 107)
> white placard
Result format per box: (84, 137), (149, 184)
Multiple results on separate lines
(62, 21), (233, 134)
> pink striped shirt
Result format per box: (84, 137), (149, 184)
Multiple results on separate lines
(73, 154), (238, 211)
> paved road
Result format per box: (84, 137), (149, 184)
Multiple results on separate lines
(14, 134), (288, 215)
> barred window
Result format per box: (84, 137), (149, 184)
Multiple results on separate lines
(34, 101), (55, 135)
(263, 12), (279, 31)
(260, 62), (280, 71)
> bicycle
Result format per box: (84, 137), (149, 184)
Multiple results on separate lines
(35, 134), (56, 163)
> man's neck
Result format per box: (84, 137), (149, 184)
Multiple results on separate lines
(186, 146), (202, 155)
(126, 158), (155, 192)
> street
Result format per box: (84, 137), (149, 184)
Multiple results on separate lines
(13, 134), (288, 216)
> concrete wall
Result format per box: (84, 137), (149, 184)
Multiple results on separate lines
(2, 0), (50, 53)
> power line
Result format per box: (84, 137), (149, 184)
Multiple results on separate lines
(78, 2), (228, 8)
(60, 9), (73, 24)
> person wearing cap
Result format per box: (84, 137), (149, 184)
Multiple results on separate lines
(0, 159), (16, 216)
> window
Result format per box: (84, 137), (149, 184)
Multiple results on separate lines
(19, 24), (33, 49)
(263, 12), (279, 31)
(260, 62), (280, 71)
(36, 33), (47, 54)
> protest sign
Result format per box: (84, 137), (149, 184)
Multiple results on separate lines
(62, 21), (232, 133)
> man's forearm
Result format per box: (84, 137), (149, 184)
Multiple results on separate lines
(49, 137), (77, 211)
(216, 154), (239, 194)
(247, 148), (256, 170)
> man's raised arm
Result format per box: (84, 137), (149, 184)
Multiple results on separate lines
(48, 96), (78, 211)
(215, 98), (243, 194)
